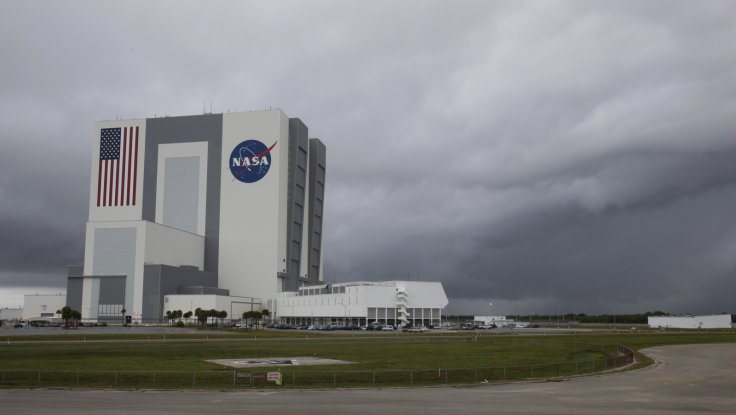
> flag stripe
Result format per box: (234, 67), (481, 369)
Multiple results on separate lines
(97, 159), (102, 207)
(121, 127), (127, 205)
(133, 127), (139, 206)
(115, 138), (120, 206)
(107, 158), (113, 205)
(127, 127), (133, 205)
(102, 160), (108, 206)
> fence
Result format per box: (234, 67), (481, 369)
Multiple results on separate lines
(0, 342), (635, 389)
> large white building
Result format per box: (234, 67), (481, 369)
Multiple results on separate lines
(67, 109), (326, 322)
(648, 314), (732, 329)
(22, 294), (66, 320)
(274, 281), (448, 327)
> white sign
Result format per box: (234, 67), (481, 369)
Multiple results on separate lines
(267, 371), (282, 385)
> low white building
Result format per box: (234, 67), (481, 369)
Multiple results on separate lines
(0, 307), (23, 323)
(23, 294), (66, 320)
(648, 314), (732, 329)
(275, 281), (448, 327)
(473, 315), (511, 326)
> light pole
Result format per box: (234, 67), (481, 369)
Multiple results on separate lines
(488, 302), (496, 327)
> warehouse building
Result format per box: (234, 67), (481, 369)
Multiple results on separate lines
(648, 314), (732, 329)
(22, 294), (66, 321)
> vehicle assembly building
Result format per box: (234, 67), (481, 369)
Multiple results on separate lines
(67, 109), (326, 322)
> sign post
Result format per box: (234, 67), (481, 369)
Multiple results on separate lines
(267, 371), (282, 386)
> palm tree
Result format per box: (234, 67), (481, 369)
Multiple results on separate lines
(195, 308), (208, 328)
(60, 306), (73, 328)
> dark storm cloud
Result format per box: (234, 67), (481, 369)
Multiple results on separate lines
(1, 1), (735, 313)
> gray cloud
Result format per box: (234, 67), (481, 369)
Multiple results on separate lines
(1, 0), (735, 314)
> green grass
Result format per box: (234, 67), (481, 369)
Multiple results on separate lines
(0, 335), (604, 371)
(1, 329), (733, 389)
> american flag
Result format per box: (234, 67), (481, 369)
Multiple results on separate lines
(97, 126), (139, 207)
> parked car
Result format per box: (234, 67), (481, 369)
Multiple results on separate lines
(381, 325), (395, 331)
(403, 326), (429, 333)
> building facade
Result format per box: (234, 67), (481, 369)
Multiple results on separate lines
(67, 109), (326, 322)
(22, 294), (66, 320)
(648, 314), (732, 329)
(275, 281), (448, 327)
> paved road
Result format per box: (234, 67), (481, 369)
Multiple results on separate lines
(1, 344), (734, 414)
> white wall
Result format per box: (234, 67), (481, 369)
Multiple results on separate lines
(143, 221), (204, 270)
(219, 110), (289, 300)
(648, 315), (732, 329)
(88, 120), (146, 223)
(23, 294), (66, 320)
(0, 308), (23, 321)
(277, 281), (448, 319)
(82, 220), (204, 320)
(83, 222), (139, 319)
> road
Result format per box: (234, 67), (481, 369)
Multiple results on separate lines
(1, 343), (734, 414)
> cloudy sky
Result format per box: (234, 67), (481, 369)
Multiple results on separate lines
(1, 1), (735, 314)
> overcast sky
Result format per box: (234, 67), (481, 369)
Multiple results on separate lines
(1, 1), (735, 314)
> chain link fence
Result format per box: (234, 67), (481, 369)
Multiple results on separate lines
(0, 340), (634, 389)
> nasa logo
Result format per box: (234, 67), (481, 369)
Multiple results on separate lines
(229, 140), (278, 183)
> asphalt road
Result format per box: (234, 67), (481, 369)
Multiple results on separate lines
(1, 343), (734, 414)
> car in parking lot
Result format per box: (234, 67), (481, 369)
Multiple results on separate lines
(402, 325), (429, 333)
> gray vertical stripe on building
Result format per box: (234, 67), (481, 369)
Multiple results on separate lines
(66, 277), (83, 312)
(307, 138), (326, 283)
(285, 118), (309, 291)
(143, 114), (223, 272)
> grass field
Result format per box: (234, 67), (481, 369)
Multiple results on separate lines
(0, 329), (733, 388)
